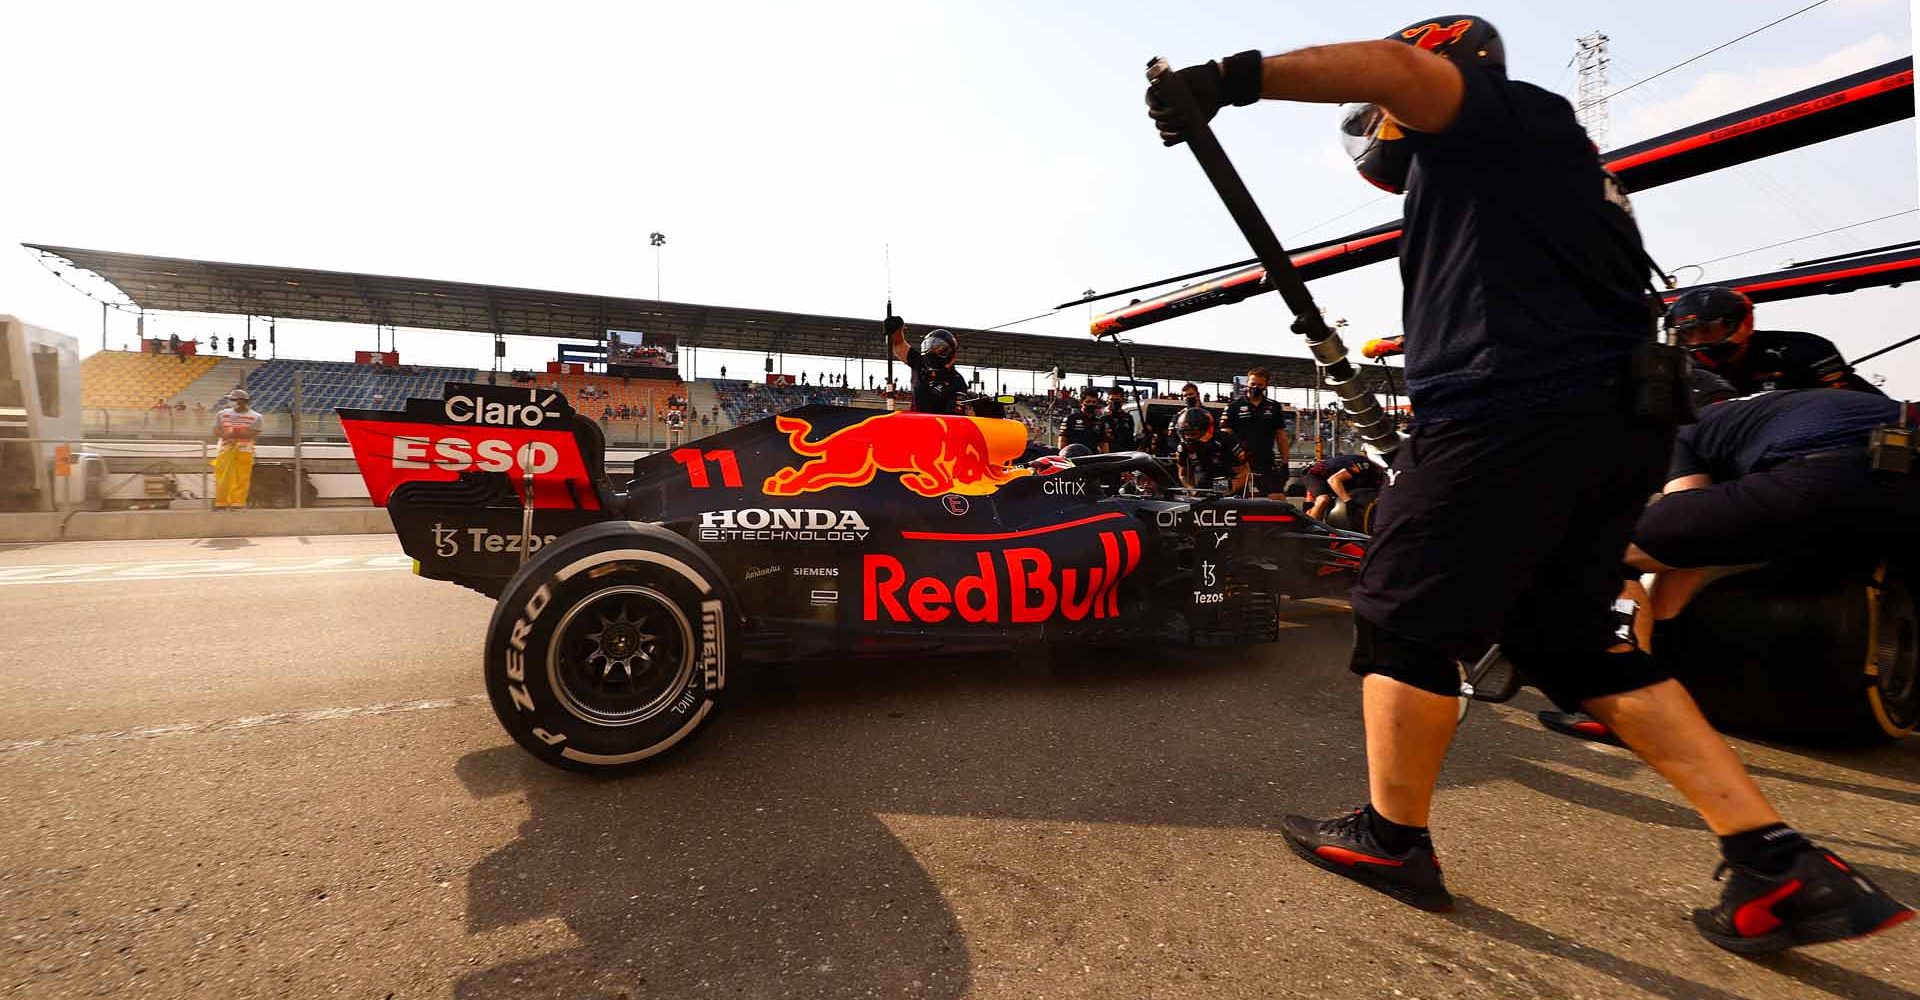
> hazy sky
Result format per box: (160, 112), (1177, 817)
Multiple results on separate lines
(4, 0), (1916, 397)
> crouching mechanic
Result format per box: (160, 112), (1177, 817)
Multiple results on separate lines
(1174, 407), (1249, 494)
(1300, 452), (1385, 521)
(1544, 372), (1920, 749)
(1148, 13), (1911, 950)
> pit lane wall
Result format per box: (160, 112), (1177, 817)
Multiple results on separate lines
(0, 507), (397, 543)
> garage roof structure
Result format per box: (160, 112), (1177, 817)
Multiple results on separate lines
(27, 244), (1396, 390)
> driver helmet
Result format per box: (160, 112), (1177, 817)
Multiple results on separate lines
(1665, 286), (1755, 367)
(1060, 443), (1094, 459)
(1175, 406), (1214, 442)
(919, 329), (958, 369)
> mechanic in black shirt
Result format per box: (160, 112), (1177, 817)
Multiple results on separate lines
(1102, 385), (1138, 452)
(887, 318), (970, 415)
(1667, 286), (1883, 396)
(1544, 372), (1920, 744)
(1631, 378), (1917, 615)
(1158, 383), (1204, 455)
(1173, 407), (1249, 493)
(1058, 387), (1108, 452)
(1148, 14), (1905, 947)
(1222, 366), (1292, 496)
(1300, 452), (1384, 521)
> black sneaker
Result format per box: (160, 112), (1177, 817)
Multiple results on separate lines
(1694, 848), (1913, 954)
(1280, 807), (1454, 912)
(1538, 710), (1625, 747)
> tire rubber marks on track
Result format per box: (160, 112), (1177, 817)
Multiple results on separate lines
(0, 554), (413, 585)
(1, 694), (489, 753)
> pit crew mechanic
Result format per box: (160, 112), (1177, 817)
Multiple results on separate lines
(1148, 14), (1910, 949)
(1300, 452), (1384, 521)
(1104, 385), (1138, 452)
(1159, 383), (1205, 455)
(1542, 371), (1920, 743)
(1634, 375), (1920, 619)
(887, 318), (969, 415)
(1059, 387), (1109, 452)
(1668, 285), (1884, 396)
(1174, 407), (1250, 494)
(1222, 366), (1292, 495)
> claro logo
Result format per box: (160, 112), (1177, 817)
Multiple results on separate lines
(864, 529), (1140, 623)
(392, 436), (561, 475)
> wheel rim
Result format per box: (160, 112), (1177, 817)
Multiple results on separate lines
(548, 585), (695, 727)
(1874, 584), (1918, 732)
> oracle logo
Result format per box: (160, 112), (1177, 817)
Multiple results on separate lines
(392, 435), (560, 475)
(863, 530), (1141, 624)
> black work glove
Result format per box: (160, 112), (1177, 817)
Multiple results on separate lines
(1146, 51), (1262, 146)
(883, 315), (904, 336)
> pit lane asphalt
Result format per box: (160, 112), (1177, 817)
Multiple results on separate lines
(1, 535), (1915, 1000)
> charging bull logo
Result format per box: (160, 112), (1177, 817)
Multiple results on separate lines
(865, 530), (1141, 623)
(763, 412), (1030, 497)
(1400, 19), (1474, 52)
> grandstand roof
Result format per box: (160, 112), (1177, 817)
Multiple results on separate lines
(27, 244), (1394, 390)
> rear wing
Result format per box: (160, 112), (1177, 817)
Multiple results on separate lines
(337, 381), (609, 511)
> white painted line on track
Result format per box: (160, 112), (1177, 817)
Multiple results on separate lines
(0, 554), (414, 586)
(2, 694), (489, 753)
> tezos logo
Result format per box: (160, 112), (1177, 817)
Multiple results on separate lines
(433, 522), (558, 557)
(698, 509), (871, 542)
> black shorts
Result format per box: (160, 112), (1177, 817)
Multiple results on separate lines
(1349, 400), (1674, 704)
(1635, 450), (1920, 569)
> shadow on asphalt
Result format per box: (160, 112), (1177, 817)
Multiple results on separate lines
(446, 624), (1917, 999)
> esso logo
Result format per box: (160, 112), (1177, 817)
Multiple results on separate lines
(392, 435), (560, 475)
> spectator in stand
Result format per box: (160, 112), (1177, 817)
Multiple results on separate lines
(211, 389), (264, 511)
(227, 336), (236, 353)
(721, 365), (727, 379)
(168, 333), (184, 362)
(194, 402), (207, 418)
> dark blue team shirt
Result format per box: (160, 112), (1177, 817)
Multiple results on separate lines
(1670, 389), (1900, 481)
(1399, 65), (1652, 421)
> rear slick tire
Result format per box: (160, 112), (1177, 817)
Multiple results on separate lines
(483, 521), (735, 774)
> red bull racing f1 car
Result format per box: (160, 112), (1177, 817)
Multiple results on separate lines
(341, 382), (1365, 773)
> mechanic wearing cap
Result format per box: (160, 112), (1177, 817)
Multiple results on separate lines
(1667, 285), (1883, 396)
(211, 389), (264, 510)
(1059, 388), (1109, 452)
(1300, 452), (1384, 521)
(1148, 14), (1909, 948)
(1222, 366), (1292, 495)
(1174, 407), (1249, 494)
(887, 317), (969, 415)
(1103, 385), (1138, 452)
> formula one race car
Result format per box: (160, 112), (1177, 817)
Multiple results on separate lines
(341, 382), (1365, 773)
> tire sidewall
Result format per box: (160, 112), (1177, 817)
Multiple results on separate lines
(484, 521), (733, 773)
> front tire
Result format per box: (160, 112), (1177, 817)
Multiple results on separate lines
(484, 521), (736, 774)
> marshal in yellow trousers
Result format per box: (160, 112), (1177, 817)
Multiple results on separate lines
(212, 447), (255, 509)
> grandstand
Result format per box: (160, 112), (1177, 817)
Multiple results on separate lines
(536, 370), (684, 422)
(79, 350), (219, 409)
(712, 379), (862, 426)
(242, 359), (478, 412)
